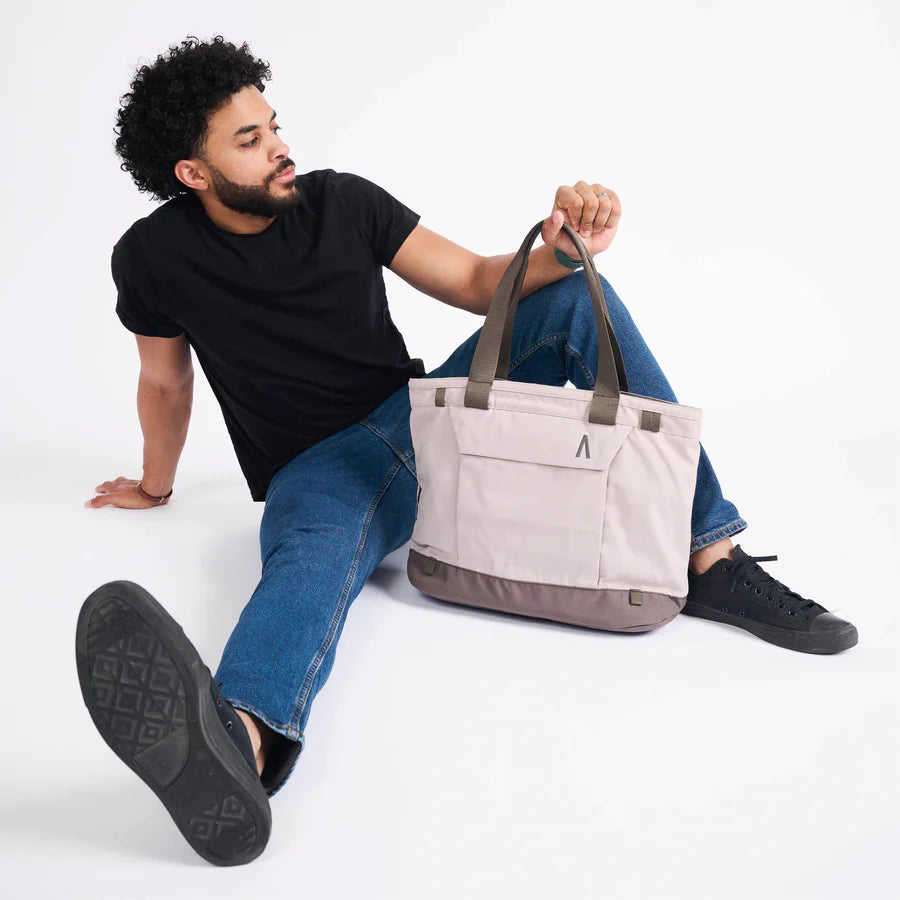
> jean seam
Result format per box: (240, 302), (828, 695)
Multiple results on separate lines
(564, 341), (596, 387)
(360, 420), (417, 478)
(222, 697), (305, 746)
(288, 457), (405, 735)
(690, 517), (748, 553)
(507, 332), (568, 375)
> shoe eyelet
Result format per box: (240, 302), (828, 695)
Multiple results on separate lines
(722, 607), (728, 613)
(788, 610), (796, 616)
(215, 698), (222, 707)
(766, 595), (773, 602)
(720, 564), (730, 573)
(739, 611), (745, 617)
(225, 720), (233, 730)
(754, 587), (762, 594)
(743, 580), (751, 587)
(778, 603), (785, 609)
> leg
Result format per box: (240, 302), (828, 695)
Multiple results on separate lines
(213, 417), (419, 797)
(363, 269), (855, 653)
(421, 269), (748, 555)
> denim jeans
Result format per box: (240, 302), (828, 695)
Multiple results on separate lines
(214, 269), (747, 797)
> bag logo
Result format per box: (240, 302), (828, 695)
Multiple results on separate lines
(575, 434), (591, 459)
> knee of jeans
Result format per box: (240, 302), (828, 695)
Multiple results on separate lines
(588, 272), (634, 339)
(567, 268), (625, 324)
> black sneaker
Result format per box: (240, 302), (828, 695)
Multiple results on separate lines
(75, 580), (272, 865)
(680, 544), (858, 654)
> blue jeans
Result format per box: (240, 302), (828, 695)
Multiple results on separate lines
(214, 269), (747, 797)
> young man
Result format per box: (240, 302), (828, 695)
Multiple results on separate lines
(76, 36), (858, 867)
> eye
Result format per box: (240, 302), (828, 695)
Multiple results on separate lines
(241, 125), (282, 149)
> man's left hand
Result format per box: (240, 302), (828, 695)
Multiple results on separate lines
(543, 181), (621, 259)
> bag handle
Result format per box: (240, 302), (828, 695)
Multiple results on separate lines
(464, 219), (628, 425)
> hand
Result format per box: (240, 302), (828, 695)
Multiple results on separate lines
(543, 181), (622, 259)
(84, 476), (171, 509)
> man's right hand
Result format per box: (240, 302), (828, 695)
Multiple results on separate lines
(85, 476), (171, 509)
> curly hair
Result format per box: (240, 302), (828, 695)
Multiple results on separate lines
(114, 35), (273, 202)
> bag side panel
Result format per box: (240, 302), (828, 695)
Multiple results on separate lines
(600, 428), (701, 597)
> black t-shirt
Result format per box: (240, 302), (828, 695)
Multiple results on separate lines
(111, 168), (425, 501)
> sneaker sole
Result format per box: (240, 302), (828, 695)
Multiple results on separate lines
(75, 580), (272, 866)
(680, 599), (859, 654)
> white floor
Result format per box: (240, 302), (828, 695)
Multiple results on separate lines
(2, 412), (897, 900)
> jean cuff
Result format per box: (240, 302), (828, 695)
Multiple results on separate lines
(224, 696), (305, 797)
(689, 517), (749, 554)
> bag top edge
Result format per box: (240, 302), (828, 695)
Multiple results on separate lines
(407, 377), (702, 418)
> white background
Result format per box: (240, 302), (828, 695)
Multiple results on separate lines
(2, 1), (898, 897)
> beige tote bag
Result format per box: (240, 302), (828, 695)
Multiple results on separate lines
(406, 220), (702, 632)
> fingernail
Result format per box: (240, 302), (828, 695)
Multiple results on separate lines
(84, 500), (91, 508)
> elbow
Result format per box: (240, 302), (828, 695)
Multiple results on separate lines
(465, 256), (490, 316)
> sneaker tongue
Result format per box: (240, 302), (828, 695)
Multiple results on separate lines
(213, 691), (259, 775)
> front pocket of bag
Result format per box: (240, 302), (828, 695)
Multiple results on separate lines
(455, 451), (609, 588)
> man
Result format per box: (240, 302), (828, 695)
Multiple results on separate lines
(76, 35), (858, 867)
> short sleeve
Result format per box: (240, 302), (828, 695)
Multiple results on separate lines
(332, 172), (421, 267)
(111, 227), (184, 338)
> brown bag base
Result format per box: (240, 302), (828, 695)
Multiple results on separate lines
(407, 548), (684, 633)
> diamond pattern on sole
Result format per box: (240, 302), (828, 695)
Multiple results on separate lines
(86, 595), (188, 771)
(189, 794), (257, 859)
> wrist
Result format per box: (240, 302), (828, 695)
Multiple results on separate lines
(138, 480), (173, 502)
(553, 246), (583, 270)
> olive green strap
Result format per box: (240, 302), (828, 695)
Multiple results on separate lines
(464, 220), (627, 425)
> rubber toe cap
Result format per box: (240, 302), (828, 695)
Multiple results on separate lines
(809, 611), (856, 633)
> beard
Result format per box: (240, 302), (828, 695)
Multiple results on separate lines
(204, 161), (303, 218)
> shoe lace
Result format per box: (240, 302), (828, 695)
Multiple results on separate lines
(726, 553), (820, 616)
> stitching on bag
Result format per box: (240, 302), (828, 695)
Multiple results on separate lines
(416, 384), (700, 423)
(451, 402), (698, 438)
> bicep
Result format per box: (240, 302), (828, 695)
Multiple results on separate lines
(135, 333), (193, 390)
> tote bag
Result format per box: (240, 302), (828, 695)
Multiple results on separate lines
(406, 219), (702, 632)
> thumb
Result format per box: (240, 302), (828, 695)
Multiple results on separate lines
(546, 209), (565, 241)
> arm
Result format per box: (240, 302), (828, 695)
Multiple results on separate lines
(388, 181), (622, 316)
(469, 243), (575, 316)
(389, 224), (576, 317)
(136, 333), (193, 496)
(86, 333), (193, 509)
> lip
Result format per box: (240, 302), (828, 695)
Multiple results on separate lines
(273, 167), (296, 182)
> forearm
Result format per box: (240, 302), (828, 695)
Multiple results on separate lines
(471, 242), (577, 316)
(137, 371), (193, 495)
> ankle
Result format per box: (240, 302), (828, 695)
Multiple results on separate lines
(234, 708), (274, 776)
(689, 537), (735, 575)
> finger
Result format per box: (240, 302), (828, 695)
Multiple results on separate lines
(555, 185), (584, 233)
(584, 183), (613, 232)
(96, 477), (139, 492)
(573, 181), (600, 233)
(594, 186), (621, 232)
(85, 494), (114, 509)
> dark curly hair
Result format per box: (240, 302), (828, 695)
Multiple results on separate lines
(114, 35), (273, 202)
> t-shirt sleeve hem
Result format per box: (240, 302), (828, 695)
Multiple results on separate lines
(383, 209), (421, 268)
(115, 302), (185, 338)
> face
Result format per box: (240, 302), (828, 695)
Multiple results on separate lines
(191, 85), (302, 218)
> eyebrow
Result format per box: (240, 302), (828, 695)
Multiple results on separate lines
(232, 110), (277, 139)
